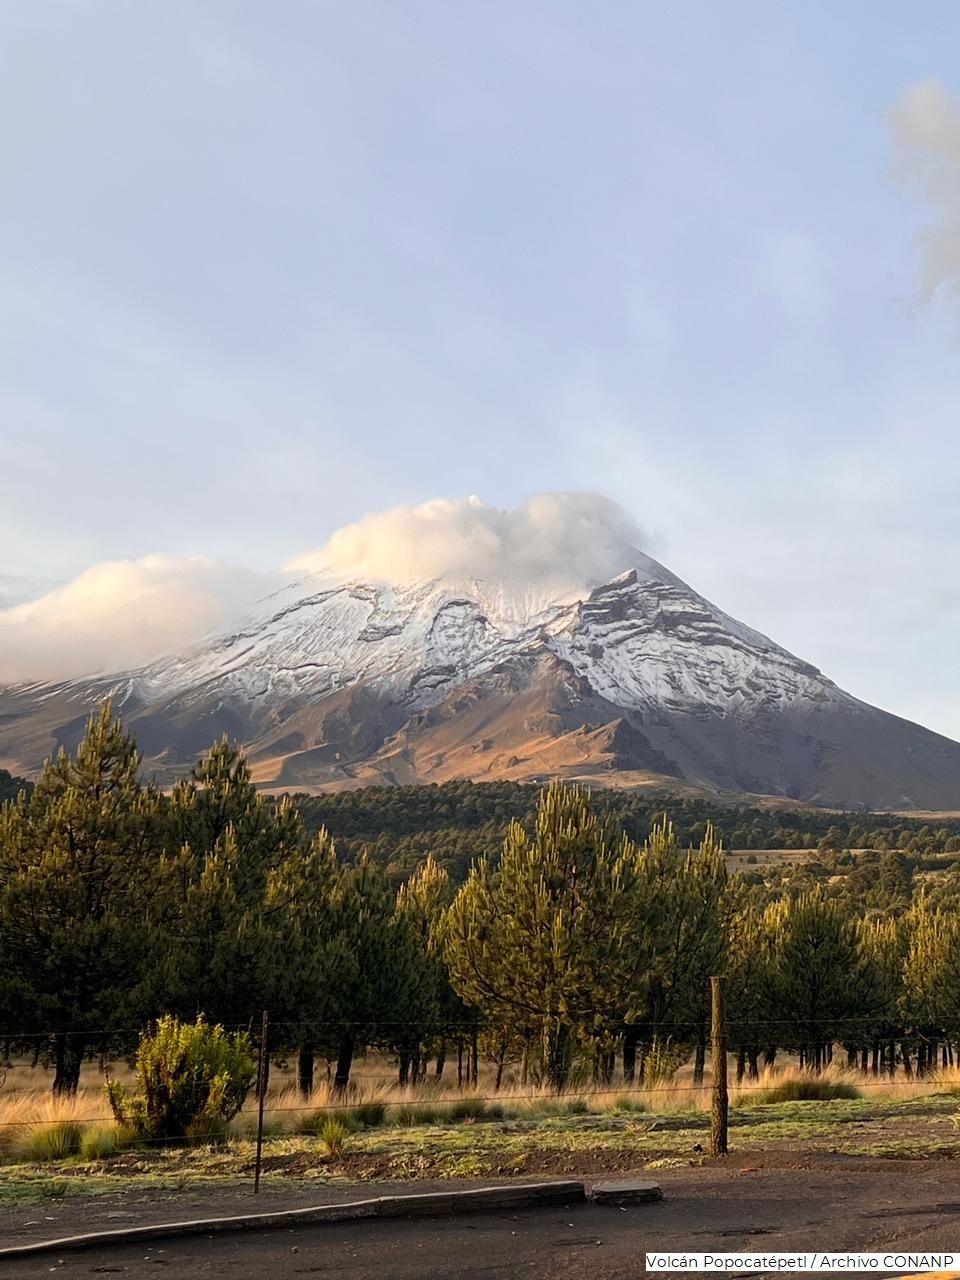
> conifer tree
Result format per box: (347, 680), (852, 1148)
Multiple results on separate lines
(443, 781), (639, 1090)
(394, 856), (478, 1084)
(764, 890), (864, 1070)
(0, 704), (167, 1092)
(856, 916), (906, 1074)
(902, 894), (960, 1072)
(162, 738), (318, 1026)
(261, 825), (344, 1095)
(394, 857), (446, 1083)
(727, 911), (778, 1080)
(324, 853), (406, 1093)
(628, 820), (733, 1079)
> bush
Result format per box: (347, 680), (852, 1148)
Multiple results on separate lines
(18, 1122), (83, 1162)
(562, 1097), (589, 1115)
(309, 1101), (388, 1132)
(352, 1101), (387, 1129)
(186, 1115), (229, 1145)
(79, 1125), (131, 1160)
(106, 1015), (256, 1143)
(612, 1095), (647, 1114)
(392, 1104), (437, 1127)
(446, 1097), (488, 1121)
(303, 1108), (361, 1136)
(439, 1098), (507, 1123)
(521, 1098), (564, 1118)
(743, 1079), (861, 1105)
(318, 1118), (351, 1157)
(226, 1111), (282, 1141)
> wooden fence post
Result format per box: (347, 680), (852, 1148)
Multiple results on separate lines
(254, 1009), (269, 1194)
(710, 976), (728, 1157)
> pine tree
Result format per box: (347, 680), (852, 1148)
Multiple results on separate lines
(324, 853), (405, 1094)
(0, 704), (167, 1092)
(902, 894), (960, 1073)
(162, 738), (318, 1026)
(764, 890), (865, 1070)
(443, 781), (639, 1090)
(263, 826), (344, 1096)
(619, 819), (733, 1082)
(394, 856), (475, 1085)
(726, 905), (776, 1080)
(856, 916), (906, 1075)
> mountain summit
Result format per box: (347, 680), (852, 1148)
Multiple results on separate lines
(2, 544), (959, 809)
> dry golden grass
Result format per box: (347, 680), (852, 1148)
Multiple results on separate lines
(2, 1054), (959, 1161)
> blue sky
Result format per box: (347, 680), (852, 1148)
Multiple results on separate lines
(2, 1), (960, 737)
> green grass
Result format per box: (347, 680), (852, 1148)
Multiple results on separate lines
(442, 1097), (507, 1122)
(17, 1122), (83, 1162)
(352, 1101), (388, 1128)
(318, 1118), (352, 1157)
(78, 1125), (134, 1160)
(392, 1104), (438, 1127)
(612, 1096), (647, 1114)
(524, 1096), (590, 1118)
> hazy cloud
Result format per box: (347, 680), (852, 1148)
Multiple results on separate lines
(0, 556), (271, 684)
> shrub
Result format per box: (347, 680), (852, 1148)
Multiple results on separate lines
(318, 1118), (351, 1157)
(743, 1080), (861, 1105)
(186, 1115), (229, 1145)
(226, 1112), (282, 1141)
(79, 1125), (131, 1160)
(612, 1095), (647, 1114)
(447, 1097), (488, 1121)
(106, 1015), (256, 1143)
(18, 1122), (83, 1162)
(352, 1101), (387, 1129)
(303, 1108), (361, 1136)
(440, 1098), (507, 1123)
(392, 1104), (437, 1127)
(521, 1098), (564, 1118)
(562, 1097), (589, 1115)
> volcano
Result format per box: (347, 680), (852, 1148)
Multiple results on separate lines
(2, 546), (958, 809)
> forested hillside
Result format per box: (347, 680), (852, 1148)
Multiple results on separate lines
(0, 769), (29, 804)
(294, 782), (960, 885)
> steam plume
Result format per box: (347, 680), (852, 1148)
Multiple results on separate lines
(289, 493), (645, 589)
(0, 494), (646, 683)
(893, 80), (960, 299)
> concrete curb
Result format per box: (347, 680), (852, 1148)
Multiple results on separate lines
(0, 1180), (587, 1261)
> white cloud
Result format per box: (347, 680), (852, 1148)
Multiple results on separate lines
(0, 556), (271, 684)
(0, 494), (649, 684)
(892, 79), (960, 300)
(288, 492), (647, 590)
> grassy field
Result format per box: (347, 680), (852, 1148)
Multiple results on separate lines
(1, 1062), (960, 1208)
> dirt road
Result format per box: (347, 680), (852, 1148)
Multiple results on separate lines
(5, 1158), (960, 1279)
